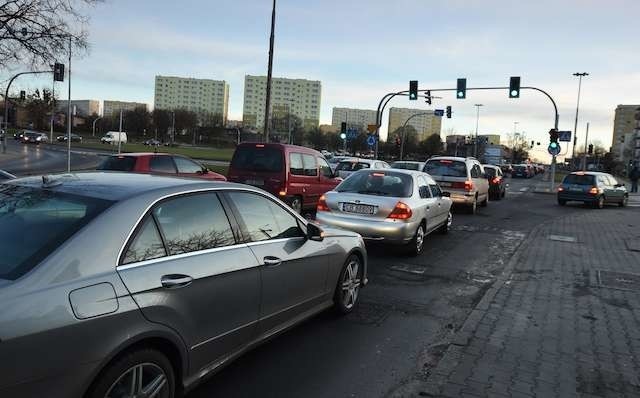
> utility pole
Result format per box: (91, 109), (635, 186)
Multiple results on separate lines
(66, 36), (72, 173)
(171, 111), (175, 145)
(50, 75), (55, 143)
(582, 122), (589, 171)
(572, 72), (589, 168)
(474, 104), (483, 158)
(118, 109), (123, 154)
(263, 0), (276, 143)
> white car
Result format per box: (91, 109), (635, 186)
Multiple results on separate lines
(335, 159), (390, 179)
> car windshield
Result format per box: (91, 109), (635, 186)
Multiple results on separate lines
(97, 156), (136, 171)
(563, 174), (596, 185)
(336, 171), (413, 197)
(424, 160), (467, 177)
(391, 162), (420, 170)
(231, 146), (283, 172)
(336, 161), (370, 171)
(0, 185), (113, 280)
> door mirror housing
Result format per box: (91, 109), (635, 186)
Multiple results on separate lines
(441, 191), (451, 197)
(306, 222), (324, 242)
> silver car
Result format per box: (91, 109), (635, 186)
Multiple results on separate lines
(0, 172), (367, 398)
(390, 161), (426, 171)
(335, 158), (390, 179)
(316, 169), (453, 256)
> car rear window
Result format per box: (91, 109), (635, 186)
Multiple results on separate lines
(336, 171), (413, 197)
(231, 146), (283, 173)
(563, 174), (596, 185)
(336, 161), (370, 172)
(391, 162), (420, 170)
(97, 156), (136, 171)
(424, 160), (467, 177)
(484, 167), (497, 177)
(0, 185), (113, 280)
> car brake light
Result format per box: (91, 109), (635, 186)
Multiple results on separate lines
(317, 195), (330, 212)
(557, 186), (564, 192)
(255, 144), (265, 148)
(439, 160), (453, 164)
(372, 172), (385, 177)
(387, 202), (412, 220)
(589, 186), (599, 195)
(464, 180), (474, 191)
(492, 177), (500, 184)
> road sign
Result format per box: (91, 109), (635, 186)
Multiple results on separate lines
(558, 130), (572, 142)
(367, 124), (377, 133)
(367, 135), (376, 146)
(434, 109), (444, 117)
(548, 142), (561, 156)
(347, 128), (358, 139)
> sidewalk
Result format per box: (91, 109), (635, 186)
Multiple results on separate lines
(417, 208), (640, 397)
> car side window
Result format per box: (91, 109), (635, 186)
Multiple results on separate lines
(417, 176), (431, 198)
(227, 192), (304, 242)
(430, 184), (442, 197)
(289, 153), (304, 175)
(597, 175), (608, 187)
(173, 156), (203, 174)
(607, 175), (618, 186)
(150, 156), (177, 173)
(152, 193), (235, 255)
(318, 157), (333, 178)
(302, 154), (318, 176)
(122, 216), (167, 265)
(471, 164), (481, 178)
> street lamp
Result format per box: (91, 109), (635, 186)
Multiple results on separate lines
(263, 0), (276, 142)
(474, 104), (483, 158)
(572, 72), (589, 166)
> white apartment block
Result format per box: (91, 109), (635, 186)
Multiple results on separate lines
(243, 75), (321, 133)
(56, 100), (100, 117)
(388, 107), (442, 141)
(103, 101), (148, 118)
(612, 105), (640, 165)
(154, 76), (229, 122)
(331, 107), (377, 132)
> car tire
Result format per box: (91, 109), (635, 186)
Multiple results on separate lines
(620, 196), (628, 207)
(407, 223), (426, 256)
(333, 254), (363, 315)
(595, 196), (605, 209)
(439, 212), (452, 235)
(558, 198), (567, 206)
(87, 348), (175, 398)
(289, 196), (303, 214)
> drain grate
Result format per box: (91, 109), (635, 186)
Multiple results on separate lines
(597, 270), (640, 291)
(625, 239), (640, 252)
(548, 234), (577, 243)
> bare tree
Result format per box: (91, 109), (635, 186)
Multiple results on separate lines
(0, 0), (101, 68)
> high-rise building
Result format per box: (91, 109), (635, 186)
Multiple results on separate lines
(56, 100), (100, 117)
(387, 108), (442, 141)
(103, 101), (148, 118)
(331, 107), (377, 132)
(612, 105), (640, 165)
(154, 76), (229, 122)
(242, 75), (321, 133)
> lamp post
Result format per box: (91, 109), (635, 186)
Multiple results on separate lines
(572, 72), (589, 168)
(263, 0), (276, 142)
(92, 117), (102, 137)
(474, 104), (483, 158)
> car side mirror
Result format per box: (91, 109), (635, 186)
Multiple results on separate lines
(441, 191), (451, 197)
(306, 222), (324, 242)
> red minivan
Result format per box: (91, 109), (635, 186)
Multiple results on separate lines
(228, 143), (342, 213)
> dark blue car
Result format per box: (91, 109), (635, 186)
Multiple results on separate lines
(557, 172), (628, 208)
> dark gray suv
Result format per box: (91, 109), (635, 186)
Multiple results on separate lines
(0, 172), (367, 398)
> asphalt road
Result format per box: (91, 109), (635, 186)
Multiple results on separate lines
(0, 139), (102, 176)
(189, 175), (578, 398)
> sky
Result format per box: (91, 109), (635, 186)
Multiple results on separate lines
(8, 0), (640, 161)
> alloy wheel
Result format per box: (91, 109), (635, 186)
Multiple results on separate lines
(105, 363), (169, 398)
(341, 259), (361, 310)
(415, 225), (425, 252)
(290, 197), (302, 214)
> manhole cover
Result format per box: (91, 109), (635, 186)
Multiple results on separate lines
(625, 239), (640, 252)
(598, 270), (640, 291)
(548, 234), (577, 243)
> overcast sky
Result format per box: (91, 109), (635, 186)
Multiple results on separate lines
(9, 0), (640, 161)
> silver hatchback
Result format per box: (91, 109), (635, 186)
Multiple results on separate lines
(316, 169), (453, 255)
(0, 172), (367, 398)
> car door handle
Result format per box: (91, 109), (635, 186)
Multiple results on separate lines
(263, 256), (282, 267)
(161, 274), (193, 289)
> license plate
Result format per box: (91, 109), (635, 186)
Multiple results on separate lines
(569, 185), (582, 192)
(342, 203), (375, 214)
(245, 178), (264, 186)
(439, 182), (452, 187)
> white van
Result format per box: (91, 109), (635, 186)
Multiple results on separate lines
(101, 131), (128, 145)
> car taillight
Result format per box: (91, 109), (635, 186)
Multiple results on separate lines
(317, 194), (330, 212)
(557, 186), (564, 192)
(388, 202), (412, 220)
(464, 180), (474, 191)
(492, 177), (500, 184)
(589, 186), (599, 195)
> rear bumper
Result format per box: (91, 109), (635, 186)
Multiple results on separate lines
(316, 212), (419, 243)
(444, 190), (476, 206)
(558, 192), (598, 202)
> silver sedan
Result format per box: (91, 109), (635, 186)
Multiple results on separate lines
(0, 172), (367, 398)
(316, 169), (453, 256)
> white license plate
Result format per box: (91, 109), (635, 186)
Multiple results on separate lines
(342, 203), (375, 214)
(569, 186), (583, 192)
(245, 178), (264, 186)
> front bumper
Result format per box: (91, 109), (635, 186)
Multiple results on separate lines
(316, 212), (420, 243)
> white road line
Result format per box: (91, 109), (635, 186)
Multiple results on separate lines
(519, 187), (529, 192)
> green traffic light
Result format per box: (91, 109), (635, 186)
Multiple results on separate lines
(550, 142), (558, 149)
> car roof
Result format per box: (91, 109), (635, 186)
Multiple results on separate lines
(236, 142), (320, 155)
(392, 160), (423, 164)
(569, 171), (608, 176)
(428, 156), (473, 162)
(482, 164), (499, 169)
(105, 152), (173, 157)
(4, 172), (238, 201)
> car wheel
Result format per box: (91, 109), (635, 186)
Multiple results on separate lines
(407, 223), (426, 256)
(289, 196), (303, 214)
(334, 254), (363, 315)
(620, 195), (628, 207)
(87, 348), (175, 398)
(439, 212), (452, 235)
(558, 198), (567, 206)
(595, 196), (605, 209)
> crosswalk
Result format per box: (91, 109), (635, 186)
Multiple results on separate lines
(628, 195), (640, 208)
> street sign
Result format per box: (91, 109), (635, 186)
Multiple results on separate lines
(367, 135), (376, 146)
(434, 109), (444, 117)
(548, 142), (561, 156)
(347, 128), (358, 139)
(558, 130), (572, 142)
(367, 124), (377, 133)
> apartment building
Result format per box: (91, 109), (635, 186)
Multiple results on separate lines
(387, 108), (442, 141)
(56, 100), (100, 117)
(154, 76), (229, 122)
(103, 101), (148, 118)
(243, 75), (321, 133)
(612, 105), (640, 165)
(331, 107), (377, 132)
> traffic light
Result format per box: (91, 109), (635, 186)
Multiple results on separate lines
(19, 90), (25, 101)
(588, 144), (594, 155)
(509, 76), (521, 98)
(53, 63), (65, 82)
(446, 106), (452, 118)
(425, 90), (431, 105)
(409, 80), (418, 100)
(340, 122), (347, 140)
(549, 128), (559, 144)
(456, 78), (466, 99)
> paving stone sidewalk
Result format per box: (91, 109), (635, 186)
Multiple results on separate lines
(420, 207), (640, 397)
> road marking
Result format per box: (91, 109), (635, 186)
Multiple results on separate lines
(508, 191), (524, 195)
(548, 234), (577, 243)
(519, 187), (529, 192)
(390, 263), (426, 275)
